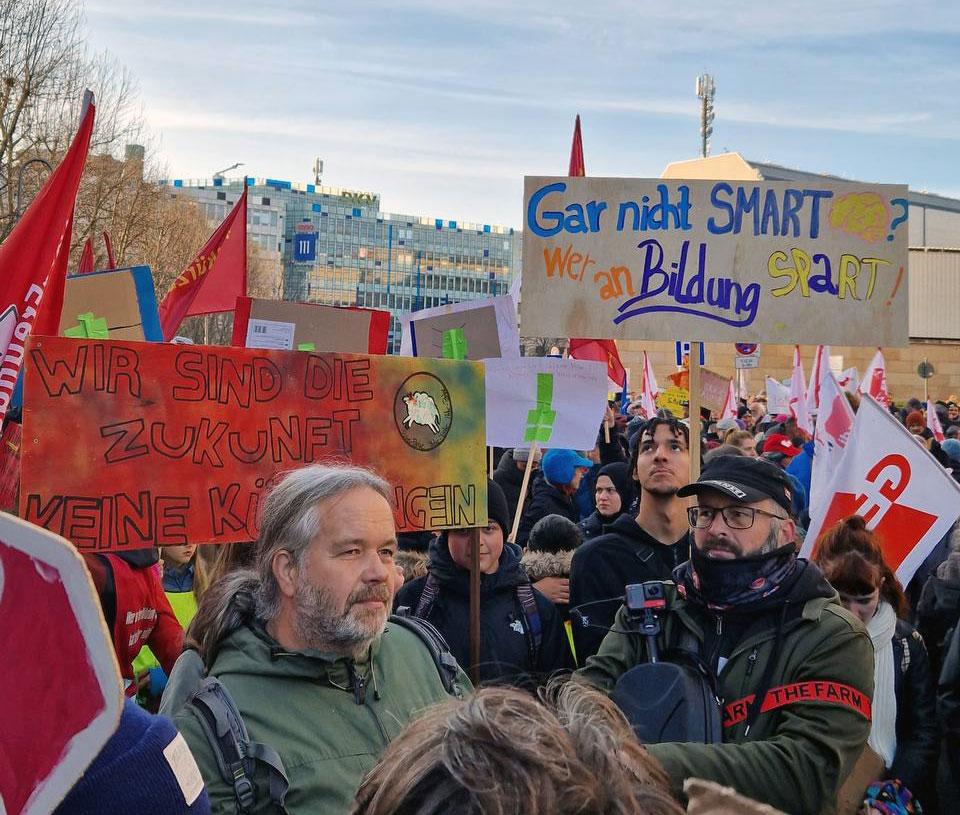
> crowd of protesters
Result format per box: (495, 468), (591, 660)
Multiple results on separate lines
(38, 388), (960, 815)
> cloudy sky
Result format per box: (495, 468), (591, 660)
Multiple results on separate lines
(86, 0), (959, 228)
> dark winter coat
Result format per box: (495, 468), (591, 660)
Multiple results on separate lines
(576, 563), (874, 815)
(937, 619), (960, 803)
(394, 535), (573, 686)
(568, 514), (690, 662)
(888, 619), (939, 797)
(578, 510), (619, 540)
(514, 473), (579, 549)
(493, 450), (526, 528)
(917, 549), (960, 679)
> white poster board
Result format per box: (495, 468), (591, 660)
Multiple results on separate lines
(483, 358), (608, 449)
(400, 295), (520, 360)
(520, 177), (909, 345)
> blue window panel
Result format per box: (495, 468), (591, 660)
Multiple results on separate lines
(375, 260), (381, 266)
(265, 178), (292, 189)
(245, 178), (254, 186)
(448, 221), (456, 229)
(307, 184), (316, 193)
(398, 239), (404, 245)
(173, 179), (183, 188)
(346, 215), (352, 220)
(435, 219), (443, 229)
(483, 249), (489, 257)
(213, 177), (223, 187)
(322, 212), (328, 217)
(293, 232), (318, 262)
(483, 224), (491, 233)
(312, 203), (321, 212)
(352, 208), (362, 217)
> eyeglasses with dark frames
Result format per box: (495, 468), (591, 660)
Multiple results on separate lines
(687, 505), (788, 530)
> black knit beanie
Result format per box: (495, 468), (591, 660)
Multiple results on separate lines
(486, 479), (511, 536)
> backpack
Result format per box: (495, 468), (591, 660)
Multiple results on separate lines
(159, 615), (462, 814)
(608, 581), (723, 745)
(410, 572), (542, 665)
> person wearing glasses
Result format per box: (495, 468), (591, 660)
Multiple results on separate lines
(576, 455), (874, 815)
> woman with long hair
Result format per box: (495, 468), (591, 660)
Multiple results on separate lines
(814, 516), (938, 807)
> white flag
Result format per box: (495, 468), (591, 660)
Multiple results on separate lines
(859, 349), (890, 408)
(838, 367), (860, 394)
(801, 396), (960, 586)
(927, 399), (945, 443)
(789, 346), (813, 434)
(806, 345), (830, 416)
(639, 351), (659, 419)
(809, 370), (855, 517)
(719, 379), (737, 421)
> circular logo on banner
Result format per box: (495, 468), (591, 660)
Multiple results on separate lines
(735, 343), (758, 355)
(394, 373), (453, 451)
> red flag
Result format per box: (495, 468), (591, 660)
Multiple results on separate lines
(158, 183), (248, 340)
(719, 379), (737, 421)
(859, 349), (890, 408)
(569, 114), (585, 177)
(0, 91), (95, 419)
(77, 237), (94, 274)
(789, 346), (812, 435)
(568, 338), (625, 386)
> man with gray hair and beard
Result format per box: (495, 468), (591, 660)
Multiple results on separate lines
(170, 464), (470, 814)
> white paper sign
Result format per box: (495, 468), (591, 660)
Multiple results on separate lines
(245, 318), (295, 350)
(399, 296), (520, 360)
(483, 358), (608, 449)
(765, 377), (791, 415)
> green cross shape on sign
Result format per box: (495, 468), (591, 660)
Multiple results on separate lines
(441, 327), (467, 360)
(524, 372), (556, 443)
(297, 342), (316, 352)
(64, 312), (109, 339)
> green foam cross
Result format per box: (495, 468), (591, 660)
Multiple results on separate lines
(441, 327), (467, 360)
(297, 342), (316, 352)
(64, 312), (109, 339)
(524, 372), (556, 443)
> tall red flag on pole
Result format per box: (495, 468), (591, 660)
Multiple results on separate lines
(77, 237), (95, 274)
(0, 91), (95, 420)
(158, 182), (248, 340)
(569, 114), (585, 177)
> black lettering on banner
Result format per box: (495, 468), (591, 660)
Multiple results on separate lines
(723, 680), (872, 728)
(101, 419), (149, 463)
(269, 415), (302, 463)
(155, 496), (190, 543)
(333, 409), (361, 451)
(227, 428), (268, 463)
(191, 418), (229, 467)
(29, 346), (88, 397)
(114, 491), (153, 547)
(393, 483), (478, 530)
(151, 421), (196, 459)
(172, 350), (206, 401)
(106, 346), (142, 398)
(209, 483), (247, 536)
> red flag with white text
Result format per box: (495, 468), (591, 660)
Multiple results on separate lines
(158, 183), (248, 340)
(0, 92), (95, 419)
(801, 395), (960, 585)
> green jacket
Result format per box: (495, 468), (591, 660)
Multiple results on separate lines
(576, 567), (873, 815)
(173, 620), (471, 814)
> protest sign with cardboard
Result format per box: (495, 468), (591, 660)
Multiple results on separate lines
(0, 513), (122, 815)
(58, 266), (162, 342)
(483, 357), (607, 449)
(765, 378), (791, 415)
(232, 297), (390, 355)
(801, 395), (960, 585)
(399, 295), (520, 360)
(520, 178), (909, 345)
(21, 338), (487, 549)
(668, 367), (730, 415)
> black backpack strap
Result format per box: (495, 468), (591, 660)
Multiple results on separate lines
(413, 573), (441, 619)
(515, 583), (542, 665)
(189, 678), (289, 813)
(389, 613), (464, 698)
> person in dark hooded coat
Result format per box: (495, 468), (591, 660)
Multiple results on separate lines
(395, 480), (572, 686)
(578, 461), (637, 540)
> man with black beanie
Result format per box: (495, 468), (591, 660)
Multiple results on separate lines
(576, 455), (874, 815)
(395, 480), (573, 686)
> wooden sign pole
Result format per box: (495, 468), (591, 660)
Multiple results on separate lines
(689, 342), (702, 482)
(469, 527), (481, 685)
(507, 441), (539, 544)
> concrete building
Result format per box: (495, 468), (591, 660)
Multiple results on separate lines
(613, 153), (960, 404)
(164, 176), (521, 352)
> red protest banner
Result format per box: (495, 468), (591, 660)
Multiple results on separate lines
(0, 513), (122, 814)
(21, 337), (487, 550)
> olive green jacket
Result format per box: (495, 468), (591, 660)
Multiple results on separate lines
(576, 577), (873, 815)
(173, 620), (470, 814)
